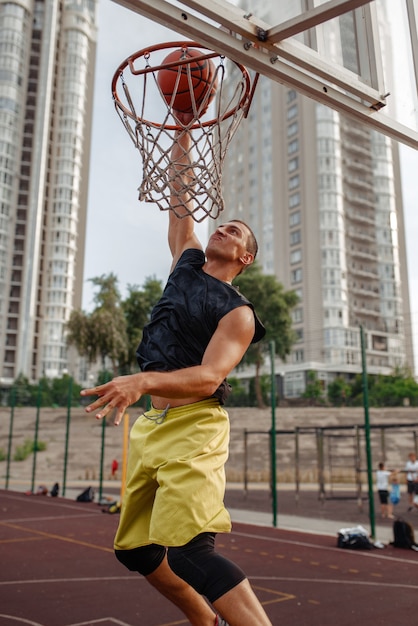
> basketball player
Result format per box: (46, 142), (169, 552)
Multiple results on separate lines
(81, 124), (272, 626)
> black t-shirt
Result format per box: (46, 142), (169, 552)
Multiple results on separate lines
(136, 248), (265, 376)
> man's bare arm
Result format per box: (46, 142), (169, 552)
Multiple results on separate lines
(168, 127), (202, 269)
(81, 305), (255, 425)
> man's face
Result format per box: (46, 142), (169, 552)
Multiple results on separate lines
(206, 221), (250, 260)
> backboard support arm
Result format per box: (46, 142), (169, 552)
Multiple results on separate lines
(113, 0), (418, 148)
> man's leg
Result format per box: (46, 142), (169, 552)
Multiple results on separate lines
(407, 482), (414, 509)
(213, 579), (272, 626)
(149, 561), (273, 626)
(116, 545), (218, 626)
(146, 556), (218, 626)
(167, 533), (272, 626)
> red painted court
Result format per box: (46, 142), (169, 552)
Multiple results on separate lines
(1, 489), (417, 626)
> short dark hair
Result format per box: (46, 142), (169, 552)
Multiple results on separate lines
(230, 219), (258, 259)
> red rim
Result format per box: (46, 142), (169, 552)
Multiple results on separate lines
(111, 41), (252, 130)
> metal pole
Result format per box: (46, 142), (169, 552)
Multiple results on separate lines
(99, 416), (106, 503)
(295, 426), (300, 504)
(360, 325), (375, 539)
(316, 427), (325, 502)
(5, 387), (16, 489)
(269, 340), (277, 527)
(380, 427), (386, 460)
(355, 425), (363, 511)
(244, 429), (248, 495)
(31, 380), (42, 494)
(98, 372), (111, 503)
(62, 375), (73, 497)
(120, 412), (130, 503)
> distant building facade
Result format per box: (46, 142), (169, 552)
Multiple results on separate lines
(213, 2), (414, 397)
(0, 0), (97, 388)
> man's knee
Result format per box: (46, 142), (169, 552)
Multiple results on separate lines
(115, 544), (166, 576)
(167, 533), (246, 602)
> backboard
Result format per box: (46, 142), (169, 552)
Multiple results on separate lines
(113, 0), (418, 149)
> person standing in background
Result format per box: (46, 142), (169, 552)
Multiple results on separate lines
(405, 452), (418, 512)
(376, 462), (394, 519)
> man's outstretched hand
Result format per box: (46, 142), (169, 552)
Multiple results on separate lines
(81, 374), (142, 425)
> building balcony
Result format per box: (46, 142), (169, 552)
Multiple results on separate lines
(350, 285), (380, 298)
(342, 156), (373, 174)
(347, 248), (378, 262)
(343, 174), (374, 191)
(345, 209), (375, 225)
(346, 227), (376, 243)
(342, 120), (371, 135)
(348, 267), (379, 279)
(351, 304), (381, 317)
(343, 140), (373, 158)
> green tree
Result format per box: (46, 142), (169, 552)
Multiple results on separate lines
(233, 263), (298, 408)
(335, 367), (418, 408)
(50, 374), (82, 407)
(34, 376), (53, 406)
(224, 376), (249, 407)
(66, 274), (129, 375)
(327, 376), (352, 406)
(368, 367), (418, 407)
(346, 373), (367, 406)
(302, 370), (325, 405)
(121, 277), (163, 373)
(12, 373), (32, 406)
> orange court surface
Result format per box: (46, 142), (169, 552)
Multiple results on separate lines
(1, 488), (418, 626)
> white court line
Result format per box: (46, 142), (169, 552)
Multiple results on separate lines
(0, 575), (138, 586)
(232, 530), (418, 565)
(0, 616), (133, 626)
(0, 512), (102, 524)
(1, 493), (100, 514)
(250, 576), (418, 590)
(1, 573), (417, 591)
(0, 615), (43, 626)
(67, 617), (132, 626)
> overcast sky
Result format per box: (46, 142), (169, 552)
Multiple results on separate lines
(83, 1), (418, 365)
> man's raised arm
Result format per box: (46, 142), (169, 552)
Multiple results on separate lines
(168, 125), (202, 268)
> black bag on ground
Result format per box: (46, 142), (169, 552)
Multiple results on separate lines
(50, 482), (59, 497)
(391, 518), (418, 550)
(337, 525), (373, 550)
(76, 486), (95, 502)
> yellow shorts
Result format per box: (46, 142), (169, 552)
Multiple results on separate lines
(114, 398), (231, 550)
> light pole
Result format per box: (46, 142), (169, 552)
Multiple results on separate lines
(62, 369), (73, 497)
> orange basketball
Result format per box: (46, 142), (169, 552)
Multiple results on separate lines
(157, 48), (217, 115)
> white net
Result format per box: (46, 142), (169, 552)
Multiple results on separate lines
(112, 42), (253, 222)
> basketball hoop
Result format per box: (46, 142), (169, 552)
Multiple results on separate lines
(112, 42), (256, 222)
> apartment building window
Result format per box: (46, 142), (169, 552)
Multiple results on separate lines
(287, 89), (297, 103)
(294, 329), (304, 342)
(288, 139), (299, 154)
(290, 249), (302, 264)
(346, 351), (356, 365)
(289, 175), (300, 190)
(290, 230), (301, 245)
(293, 349), (304, 363)
(291, 268), (302, 284)
(288, 157), (299, 172)
(289, 211), (301, 227)
(289, 192), (300, 208)
(292, 307), (303, 323)
(287, 122), (298, 137)
(287, 104), (298, 119)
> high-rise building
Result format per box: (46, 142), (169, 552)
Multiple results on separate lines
(0, 0), (97, 387)
(214, 2), (414, 397)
